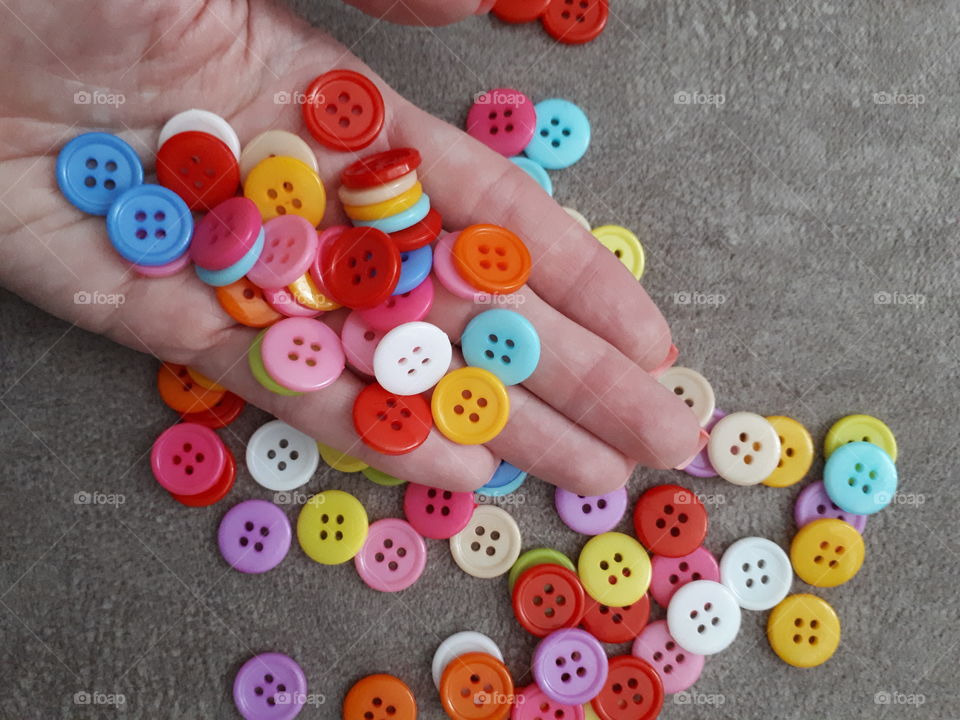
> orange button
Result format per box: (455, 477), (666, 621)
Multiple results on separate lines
(452, 224), (531, 295)
(439, 652), (514, 720)
(215, 277), (283, 328)
(342, 673), (416, 720)
(157, 363), (226, 413)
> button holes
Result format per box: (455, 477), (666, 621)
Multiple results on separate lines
(440, 506), (450, 516)
(743, 454), (753, 465)
(810, 619), (819, 629)
(855, 463), (864, 472)
(239, 536), (249, 547)
(425, 503), (435, 514)
(470, 541), (481, 551)
(184, 466), (194, 475)
(275, 206), (286, 215)
(786, 447), (795, 457)
(697, 625), (706, 634)
(813, 555), (824, 564)
(259, 526), (270, 536)
(599, 560), (609, 570)
(582, 503), (592, 514)
(489, 126), (499, 135)
(335, 530), (343, 541)
(540, 129), (549, 137)
(83, 176), (97, 187)
(868, 470), (877, 479)
(391, 420), (402, 430)
(741, 562), (750, 572)
(135, 210), (147, 221)
(704, 602), (712, 610)
(277, 461), (286, 471)
(862, 485), (871, 494)
(562, 128), (571, 136)
(172, 455), (181, 465)
(388, 561), (398, 571)
(739, 432), (748, 442)
(669, 527), (680, 537)
(282, 182), (293, 192)
(396, 546), (407, 557)
(793, 634), (802, 644)
(745, 578), (754, 588)
(267, 449), (277, 459)
(338, 92), (350, 103)
(453, 404), (465, 415)
(104, 179), (116, 190)
(244, 522), (254, 532)
(488, 111), (497, 120)
(752, 441), (762, 451)
(320, 530), (328, 540)
(254, 542), (263, 552)
(848, 477), (856, 486)
(135, 228), (147, 240)
(655, 518), (666, 529)
(267, 188), (278, 199)
(819, 541), (829, 550)
(195, 453), (205, 463)
(550, 117), (560, 126)
(678, 513), (688, 523)
(289, 451), (299, 461)
(551, 140), (560, 148)
(468, 413), (480, 423)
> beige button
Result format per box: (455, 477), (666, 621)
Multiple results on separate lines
(449, 505), (521, 579)
(657, 366), (716, 426)
(338, 170), (418, 207)
(562, 207), (591, 230)
(707, 411), (781, 486)
(239, 129), (319, 181)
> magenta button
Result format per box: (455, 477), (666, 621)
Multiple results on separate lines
(356, 275), (434, 332)
(191, 196), (262, 271)
(466, 88), (537, 157)
(649, 546), (720, 609)
(150, 422), (226, 496)
(403, 482), (475, 539)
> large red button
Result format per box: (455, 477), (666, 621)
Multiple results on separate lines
(590, 656), (663, 720)
(580, 595), (651, 644)
(632, 484), (707, 558)
(155, 131), (240, 211)
(542, 0), (608, 45)
(353, 383), (432, 455)
(179, 391), (246, 429)
(340, 148), (422, 189)
(512, 563), (587, 638)
(389, 207), (442, 252)
(302, 70), (384, 151)
(322, 227), (401, 309)
(492, 0), (551, 23)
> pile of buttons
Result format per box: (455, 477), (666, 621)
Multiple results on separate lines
(491, 0), (609, 45)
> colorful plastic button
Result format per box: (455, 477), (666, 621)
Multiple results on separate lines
(363, 466), (406, 487)
(432, 232), (486, 302)
(512, 684), (584, 720)
(510, 156), (553, 195)
(393, 245), (433, 295)
(632, 484), (707, 558)
(302, 70), (384, 151)
(216, 278), (283, 327)
(648, 546), (719, 609)
(579, 595), (650, 644)
(762, 415), (815, 488)
(492, 0), (551, 22)
(563, 207), (591, 230)
(390, 207), (443, 252)
(432, 367), (510, 445)
(450, 505), (521, 579)
(513, 563), (587, 637)
(247, 215), (318, 289)
(823, 441), (897, 515)
(170, 447), (236, 507)
(187, 367), (226, 392)
(824, 413), (897, 461)
(157, 363), (225, 413)
(159, 109), (240, 159)
(467, 88), (537, 157)
(56, 132), (143, 215)
(261, 285), (322, 319)
(297, 490), (369, 565)
(323, 227), (401, 309)
(719, 537), (792, 611)
(246, 420), (320, 492)
(289, 270), (336, 311)
(541, 0), (608, 45)
(523, 99), (590, 169)
(239, 129), (318, 182)
(532, 628), (608, 706)
(248, 330), (302, 396)
(590, 655), (663, 720)
(318, 443), (368, 473)
(341, 148), (422, 189)
(191, 197), (262, 271)
(338, 170), (418, 207)
(156, 130), (239, 211)
(477, 460), (527, 498)
(554, 486), (627, 536)
(354, 518), (427, 592)
(373, 321), (452, 396)
(343, 181), (423, 222)
(631, 620), (703, 695)
(790, 518), (865, 588)
(509, 547), (576, 591)
(244, 155), (326, 226)
(343, 674), (416, 720)
(341, 310), (386, 376)
(577, 532), (651, 606)
(131, 252), (192, 278)
(432, 632), (504, 690)
(357, 275), (435, 331)
(707, 411), (781, 486)
(439, 652), (513, 720)
(591, 225), (645, 280)
(666, 580), (741, 655)
(106, 184), (192, 266)
(461, 309), (540, 386)
(656, 367), (714, 427)
(233, 652), (306, 720)
(260, 317), (344, 393)
(195, 228), (265, 288)
(217, 499), (291, 574)
(453, 224), (531, 295)
(353, 383), (433, 455)
(794, 481), (867, 533)
(353, 193), (431, 234)
(767, 594), (841, 668)
(180, 391), (246, 430)
(150, 422), (227, 496)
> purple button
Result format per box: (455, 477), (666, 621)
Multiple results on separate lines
(794, 481), (867, 533)
(632, 620), (704, 694)
(233, 652), (306, 720)
(532, 628), (608, 705)
(218, 500), (292, 574)
(554, 486), (628, 536)
(649, 546), (720, 609)
(683, 408), (726, 478)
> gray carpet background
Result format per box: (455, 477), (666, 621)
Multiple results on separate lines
(2, 0), (959, 717)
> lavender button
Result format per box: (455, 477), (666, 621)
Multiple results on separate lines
(532, 628), (608, 705)
(218, 499), (292, 574)
(794, 481), (867, 533)
(233, 652), (306, 720)
(555, 486), (628, 536)
(684, 408), (727, 478)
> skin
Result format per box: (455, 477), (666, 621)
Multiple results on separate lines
(0, 0), (704, 494)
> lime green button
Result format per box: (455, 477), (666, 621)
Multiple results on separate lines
(248, 330), (300, 397)
(508, 547), (575, 590)
(297, 490), (368, 565)
(361, 467), (406, 487)
(824, 414), (897, 462)
(318, 443), (368, 473)
(592, 225), (645, 280)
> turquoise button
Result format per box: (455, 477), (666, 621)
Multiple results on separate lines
(393, 244), (433, 295)
(510, 156), (553, 196)
(477, 460), (527, 498)
(353, 193), (430, 233)
(461, 309), (540, 385)
(106, 184), (192, 266)
(195, 228), (265, 287)
(57, 132), (144, 215)
(823, 441), (897, 515)
(523, 98), (590, 170)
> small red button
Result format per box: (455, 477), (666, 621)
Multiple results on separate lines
(303, 70), (384, 151)
(512, 563), (587, 637)
(632, 484), (707, 558)
(179, 391), (246, 429)
(389, 207), (442, 252)
(322, 227), (401, 309)
(340, 148), (422, 189)
(542, 0), (608, 45)
(580, 595), (651, 644)
(492, 0), (551, 23)
(590, 655), (663, 720)
(156, 131), (240, 211)
(170, 445), (236, 507)
(353, 383), (432, 455)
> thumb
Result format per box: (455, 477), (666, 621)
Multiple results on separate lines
(343, 0), (494, 26)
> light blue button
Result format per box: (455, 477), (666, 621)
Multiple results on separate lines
(353, 193), (430, 234)
(477, 460), (527, 498)
(393, 244), (433, 295)
(106, 184), (192, 266)
(523, 98), (590, 170)
(56, 132), (144, 215)
(823, 441), (897, 515)
(510, 156), (553, 196)
(195, 228), (265, 287)
(461, 309), (540, 385)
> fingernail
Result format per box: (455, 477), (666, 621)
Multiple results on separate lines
(475, 0), (496, 14)
(649, 343), (679, 378)
(674, 429), (709, 470)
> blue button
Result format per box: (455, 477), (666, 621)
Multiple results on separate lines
(523, 98), (590, 170)
(461, 309), (540, 385)
(393, 244), (433, 295)
(106, 184), (193, 266)
(510, 157), (553, 196)
(823, 441), (897, 515)
(477, 460), (527, 498)
(56, 132), (144, 215)
(195, 228), (265, 287)
(353, 193), (430, 234)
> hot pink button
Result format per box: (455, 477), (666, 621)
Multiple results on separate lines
(190, 197), (262, 271)
(246, 214), (317, 289)
(340, 310), (385, 376)
(357, 274), (434, 332)
(649, 546), (719, 609)
(150, 422), (227, 496)
(354, 518), (428, 592)
(262, 285), (322, 318)
(132, 251), (191, 278)
(260, 317), (345, 392)
(403, 482), (476, 539)
(466, 88), (537, 157)
(632, 620), (704, 694)
(432, 232), (485, 302)
(512, 684), (584, 720)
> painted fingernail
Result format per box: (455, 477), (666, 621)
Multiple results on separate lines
(475, 0), (496, 14)
(673, 429), (709, 470)
(649, 343), (679, 378)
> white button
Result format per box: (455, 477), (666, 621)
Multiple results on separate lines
(449, 505), (521, 579)
(719, 537), (792, 611)
(239, 129), (318, 181)
(431, 631), (504, 689)
(666, 580), (741, 655)
(657, 367), (716, 427)
(158, 109), (241, 160)
(373, 321), (452, 396)
(562, 207), (591, 230)
(339, 170), (418, 207)
(707, 411), (781, 486)
(246, 420), (319, 491)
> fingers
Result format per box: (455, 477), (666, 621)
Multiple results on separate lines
(342, 0), (490, 26)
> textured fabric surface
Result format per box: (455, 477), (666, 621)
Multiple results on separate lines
(2, 1), (958, 717)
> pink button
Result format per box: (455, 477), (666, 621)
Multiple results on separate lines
(340, 310), (385, 376)
(512, 684), (584, 720)
(649, 546), (720, 609)
(632, 620), (704, 694)
(260, 317), (345, 392)
(403, 482), (476, 539)
(357, 275), (434, 332)
(150, 422), (227, 495)
(466, 88), (537, 157)
(262, 285), (322, 318)
(132, 251), (191, 278)
(432, 232), (485, 302)
(354, 518), (428, 592)
(190, 197), (262, 271)
(246, 214), (317, 289)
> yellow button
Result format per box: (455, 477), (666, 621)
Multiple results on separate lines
(288, 272), (340, 311)
(318, 443), (368, 473)
(186, 367), (226, 392)
(577, 532), (651, 606)
(790, 518), (864, 588)
(583, 702), (602, 720)
(591, 225), (645, 280)
(343, 181), (423, 221)
(824, 414), (897, 462)
(767, 593), (841, 667)
(244, 155), (326, 226)
(297, 490), (368, 565)
(762, 415), (814, 488)
(431, 368), (510, 445)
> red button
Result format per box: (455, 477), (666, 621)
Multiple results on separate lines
(632, 484), (707, 558)
(580, 595), (651, 644)
(512, 563), (587, 638)
(322, 227), (401, 309)
(389, 207), (442, 252)
(542, 0), (608, 44)
(302, 70), (384, 151)
(170, 444), (236, 507)
(492, 0), (551, 23)
(155, 131), (240, 211)
(353, 383), (432, 455)
(179, 391), (246, 429)
(590, 655), (663, 720)
(340, 148), (422, 189)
